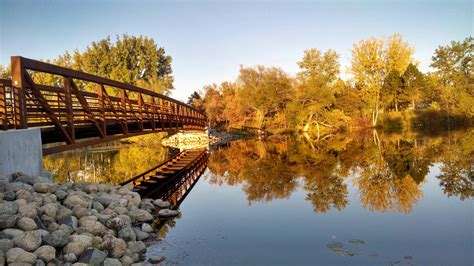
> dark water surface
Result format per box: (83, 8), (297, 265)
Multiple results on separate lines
(45, 130), (473, 265)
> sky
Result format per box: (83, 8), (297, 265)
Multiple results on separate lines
(0, 0), (472, 101)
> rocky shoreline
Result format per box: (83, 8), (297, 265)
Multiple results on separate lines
(0, 173), (179, 265)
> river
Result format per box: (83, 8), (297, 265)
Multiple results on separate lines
(44, 129), (473, 265)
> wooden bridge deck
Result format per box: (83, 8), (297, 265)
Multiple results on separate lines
(121, 149), (208, 199)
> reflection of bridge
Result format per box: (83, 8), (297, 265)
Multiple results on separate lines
(0, 56), (207, 155)
(121, 149), (209, 204)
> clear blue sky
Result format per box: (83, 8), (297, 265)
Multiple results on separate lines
(0, 0), (471, 101)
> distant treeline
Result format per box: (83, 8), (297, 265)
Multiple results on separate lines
(187, 34), (473, 134)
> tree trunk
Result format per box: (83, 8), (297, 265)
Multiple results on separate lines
(395, 100), (398, 112)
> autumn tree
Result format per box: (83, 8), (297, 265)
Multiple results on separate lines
(351, 33), (414, 126)
(431, 36), (473, 118)
(402, 63), (425, 110)
(237, 66), (293, 128)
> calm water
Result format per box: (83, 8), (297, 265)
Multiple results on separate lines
(45, 130), (473, 265)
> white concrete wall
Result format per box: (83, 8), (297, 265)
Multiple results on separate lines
(0, 128), (43, 179)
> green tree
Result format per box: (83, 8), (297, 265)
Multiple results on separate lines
(402, 63), (425, 110)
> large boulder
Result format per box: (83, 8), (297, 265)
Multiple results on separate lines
(127, 241), (146, 254)
(14, 175), (50, 185)
(13, 231), (42, 251)
(153, 199), (171, 209)
(105, 217), (127, 231)
(34, 245), (56, 262)
(39, 203), (59, 218)
(2, 228), (23, 238)
(6, 182), (34, 193)
(104, 258), (122, 266)
(6, 247), (37, 264)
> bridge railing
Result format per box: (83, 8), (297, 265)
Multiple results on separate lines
(2, 56), (207, 154)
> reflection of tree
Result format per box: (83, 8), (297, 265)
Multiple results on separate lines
(304, 173), (348, 213)
(44, 139), (172, 184)
(437, 129), (474, 200)
(355, 152), (423, 214)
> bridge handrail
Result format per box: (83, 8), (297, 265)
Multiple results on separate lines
(11, 56), (203, 114)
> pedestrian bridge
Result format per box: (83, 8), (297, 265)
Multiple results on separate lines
(0, 56), (207, 155)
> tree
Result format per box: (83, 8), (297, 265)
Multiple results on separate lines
(351, 33), (414, 126)
(381, 70), (403, 112)
(187, 91), (202, 108)
(0, 64), (11, 79)
(402, 63), (425, 110)
(237, 66), (293, 128)
(431, 37), (473, 118)
(72, 34), (174, 95)
(201, 84), (225, 127)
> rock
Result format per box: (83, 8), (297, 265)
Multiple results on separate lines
(34, 245), (56, 262)
(3, 191), (16, 201)
(55, 189), (68, 201)
(158, 209), (180, 218)
(141, 223), (154, 233)
(33, 183), (56, 193)
(72, 207), (91, 219)
(96, 194), (118, 208)
(118, 226), (136, 242)
(33, 259), (46, 266)
(64, 194), (91, 209)
(47, 222), (60, 232)
(78, 219), (111, 237)
(133, 227), (150, 241)
(100, 235), (127, 258)
(153, 199), (171, 209)
(14, 175), (50, 185)
(16, 189), (33, 202)
(6, 182), (34, 192)
(18, 203), (38, 219)
(64, 253), (77, 263)
(120, 255), (134, 265)
(82, 184), (98, 194)
(58, 216), (78, 229)
(91, 201), (104, 212)
(58, 224), (74, 235)
(0, 202), (18, 215)
(56, 205), (73, 220)
(2, 228), (23, 238)
(0, 250), (4, 266)
(127, 241), (146, 254)
(42, 229), (69, 248)
(17, 217), (37, 231)
(63, 235), (93, 257)
(148, 256), (166, 264)
(6, 247), (37, 264)
(105, 217), (126, 230)
(104, 258), (122, 266)
(129, 209), (153, 222)
(78, 248), (106, 265)
(13, 230), (42, 251)
(0, 239), (13, 252)
(0, 215), (18, 229)
(139, 200), (155, 211)
(39, 203), (58, 218)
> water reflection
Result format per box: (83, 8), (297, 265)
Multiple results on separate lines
(207, 129), (473, 214)
(44, 136), (178, 184)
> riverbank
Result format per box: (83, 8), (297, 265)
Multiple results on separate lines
(161, 128), (239, 150)
(0, 172), (177, 265)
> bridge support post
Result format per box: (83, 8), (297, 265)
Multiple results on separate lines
(0, 128), (44, 179)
